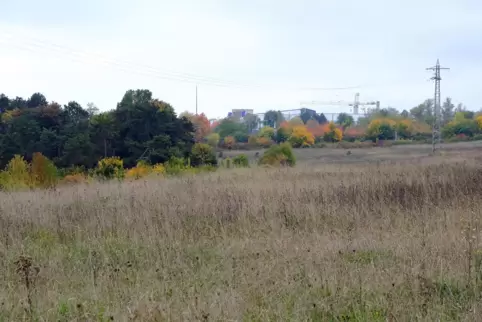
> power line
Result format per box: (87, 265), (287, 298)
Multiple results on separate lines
(426, 59), (449, 154)
(0, 32), (361, 92)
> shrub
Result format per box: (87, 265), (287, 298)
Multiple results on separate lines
(248, 135), (258, 146)
(95, 157), (124, 180)
(233, 154), (250, 168)
(164, 156), (188, 175)
(442, 119), (478, 138)
(61, 173), (88, 185)
(151, 163), (166, 175)
(259, 143), (296, 167)
(191, 143), (217, 167)
(257, 137), (274, 148)
(126, 161), (151, 180)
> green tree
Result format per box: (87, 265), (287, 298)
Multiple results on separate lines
(263, 110), (284, 128)
(275, 127), (290, 143)
(336, 113), (354, 129)
(27, 92), (48, 108)
(90, 112), (117, 158)
(114, 89), (195, 167)
(243, 113), (260, 133)
(215, 118), (248, 139)
(410, 100), (434, 125)
(441, 98), (455, 125)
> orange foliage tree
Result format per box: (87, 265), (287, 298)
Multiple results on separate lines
(30, 152), (58, 188)
(344, 127), (365, 141)
(181, 112), (211, 142)
(306, 120), (329, 140)
(192, 113), (211, 142)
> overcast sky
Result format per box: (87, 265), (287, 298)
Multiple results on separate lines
(1, 0), (481, 118)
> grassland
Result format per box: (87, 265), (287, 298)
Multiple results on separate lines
(2, 143), (482, 321)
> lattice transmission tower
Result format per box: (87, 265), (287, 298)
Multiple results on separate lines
(426, 59), (449, 153)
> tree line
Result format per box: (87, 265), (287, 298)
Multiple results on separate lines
(0, 90), (195, 170)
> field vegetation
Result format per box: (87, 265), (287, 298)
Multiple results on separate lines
(2, 151), (482, 321)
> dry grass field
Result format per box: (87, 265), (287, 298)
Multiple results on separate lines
(2, 144), (482, 321)
(223, 140), (482, 165)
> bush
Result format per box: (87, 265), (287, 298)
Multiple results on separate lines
(259, 143), (296, 167)
(61, 173), (88, 185)
(442, 119), (479, 138)
(257, 137), (274, 148)
(164, 156), (188, 175)
(95, 157), (124, 180)
(248, 135), (258, 146)
(126, 161), (151, 180)
(233, 154), (249, 168)
(151, 163), (166, 175)
(191, 143), (217, 167)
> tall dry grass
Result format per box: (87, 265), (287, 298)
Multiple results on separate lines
(1, 155), (482, 320)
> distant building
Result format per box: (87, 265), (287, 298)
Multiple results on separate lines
(228, 109), (254, 121)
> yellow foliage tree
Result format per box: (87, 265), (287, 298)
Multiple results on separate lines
(289, 125), (315, 147)
(395, 119), (414, 139)
(476, 115), (482, 130)
(0, 155), (31, 190)
(323, 122), (343, 142)
(366, 118), (396, 140)
(258, 126), (275, 139)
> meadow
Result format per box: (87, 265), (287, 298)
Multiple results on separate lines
(2, 144), (482, 321)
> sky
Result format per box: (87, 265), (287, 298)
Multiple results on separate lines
(1, 0), (481, 119)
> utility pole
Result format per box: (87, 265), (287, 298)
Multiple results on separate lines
(426, 59), (449, 154)
(195, 85), (198, 115)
